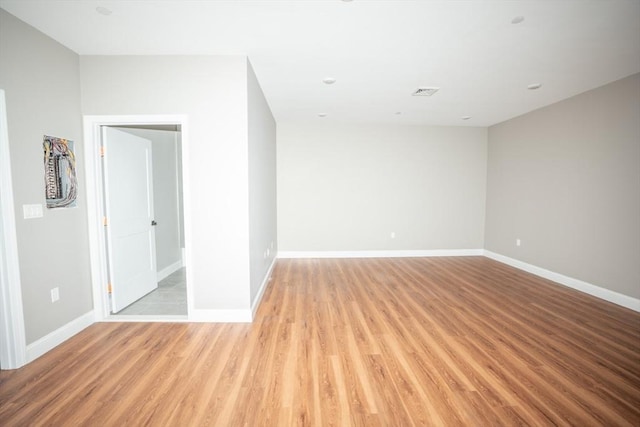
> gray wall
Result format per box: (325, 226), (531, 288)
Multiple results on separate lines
(80, 55), (252, 310)
(277, 124), (487, 251)
(177, 131), (185, 250)
(485, 73), (640, 299)
(247, 61), (277, 304)
(115, 128), (182, 274)
(0, 9), (92, 344)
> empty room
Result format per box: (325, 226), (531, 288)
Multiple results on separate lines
(1, 1), (639, 425)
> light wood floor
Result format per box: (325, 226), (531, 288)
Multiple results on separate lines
(1, 257), (639, 426)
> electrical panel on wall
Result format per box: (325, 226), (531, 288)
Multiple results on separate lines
(43, 135), (77, 208)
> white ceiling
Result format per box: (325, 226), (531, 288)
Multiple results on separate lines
(1, 0), (639, 127)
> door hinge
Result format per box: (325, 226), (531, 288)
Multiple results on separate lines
(103, 216), (108, 226)
(107, 283), (112, 294)
(100, 146), (106, 157)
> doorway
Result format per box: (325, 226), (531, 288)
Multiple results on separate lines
(0, 89), (27, 368)
(84, 115), (193, 321)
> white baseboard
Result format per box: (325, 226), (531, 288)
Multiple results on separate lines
(154, 256), (276, 324)
(157, 259), (184, 282)
(484, 250), (640, 312)
(251, 257), (277, 319)
(278, 249), (484, 259)
(26, 311), (94, 363)
(190, 309), (252, 323)
(103, 315), (189, 323)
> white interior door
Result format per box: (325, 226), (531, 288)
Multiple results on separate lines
(102, 127), (157, 313)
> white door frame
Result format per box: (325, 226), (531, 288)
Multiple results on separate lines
(83, 115), (193, 321)
(0, 89), (27, 369)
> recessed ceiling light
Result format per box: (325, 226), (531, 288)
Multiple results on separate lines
(322, 77), (336, 85)
(317, 113), (327, 118)
(96, 6), (112, 16)
(511, 16), (525, 24)
(394, 111), (402, 115)
(527, 83), (542, 90)
(462, 116), (472, 120)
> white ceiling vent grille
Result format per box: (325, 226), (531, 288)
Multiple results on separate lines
(412, 87), (440, 96)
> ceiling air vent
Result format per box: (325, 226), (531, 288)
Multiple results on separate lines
(412, 87), (440, 96)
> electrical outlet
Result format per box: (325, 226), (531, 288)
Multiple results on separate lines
(51, 287), (60, 303)
(516, 239), (521, 247)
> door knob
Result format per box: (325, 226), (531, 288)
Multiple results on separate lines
(151, 220), (157, 226)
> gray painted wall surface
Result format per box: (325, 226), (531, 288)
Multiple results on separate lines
(485, 73), (640, 299)
(247, 60), (277, 304)
(277, 124), (488, 251)
(115, 128), (182, 273)
(0, 9), (92, 344)
(177, 132), (185, 249)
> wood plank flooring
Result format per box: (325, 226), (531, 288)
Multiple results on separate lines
(1, 257), (639, 426)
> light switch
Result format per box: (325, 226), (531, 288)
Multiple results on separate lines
(23, 204), (43, 219)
